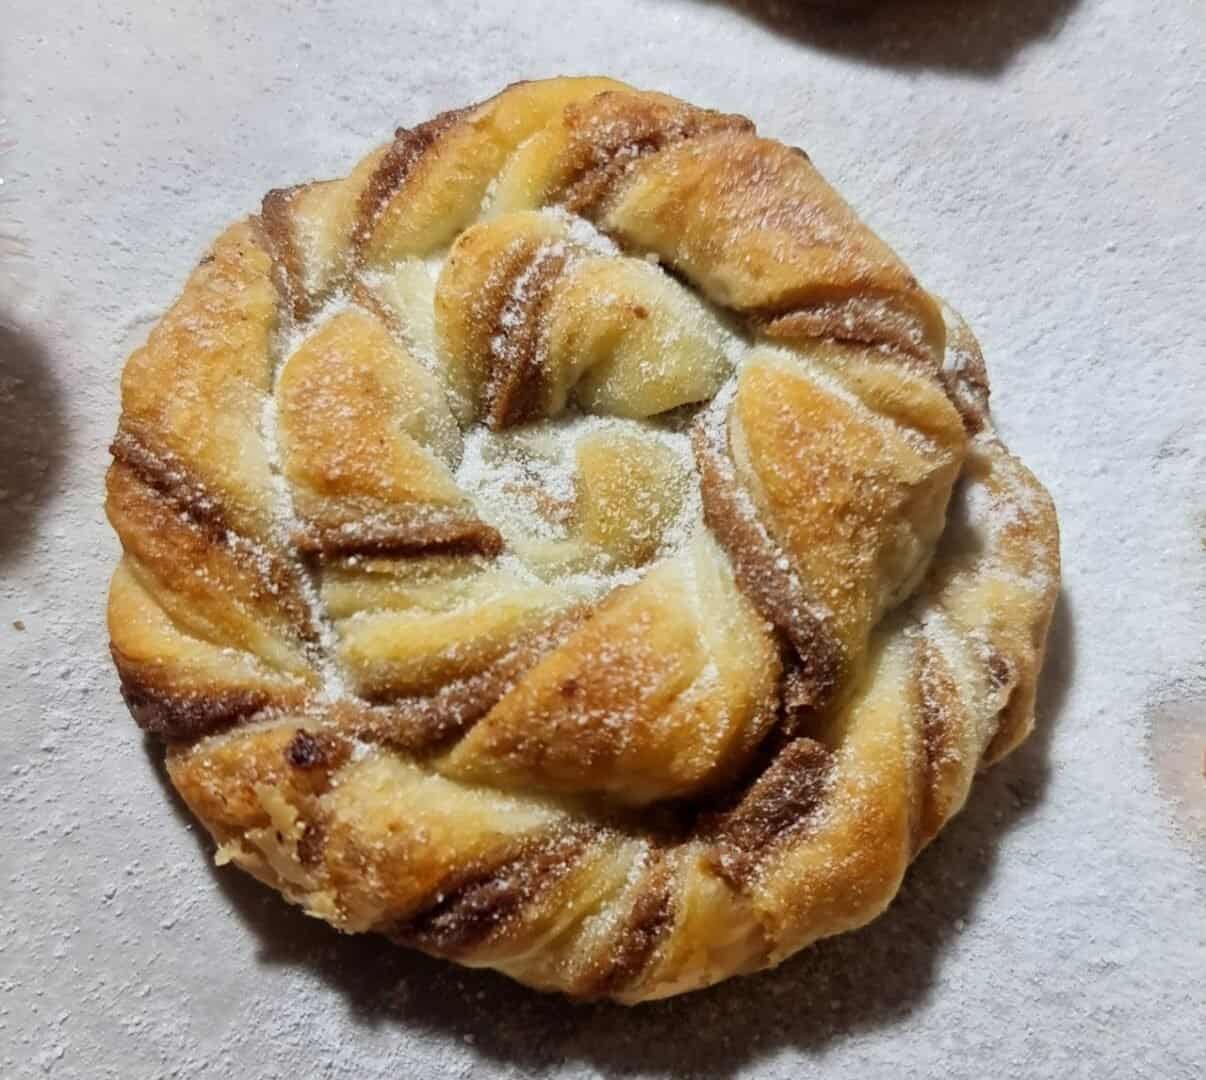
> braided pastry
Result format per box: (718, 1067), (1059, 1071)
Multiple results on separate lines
(106, 78), (1059, 1002)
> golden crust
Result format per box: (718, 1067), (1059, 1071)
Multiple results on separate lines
(107, 77), (1060, 1003)
(434, 210), (733, 426)
(440, 539), (781, 806)
(359, 78), (629, 267)
(731, 345), (966, 664)
(116, 221), (281, 540)
(602, 131), (945, 361)
(109, 562), (313, 740)
(275, 309), (500, 557)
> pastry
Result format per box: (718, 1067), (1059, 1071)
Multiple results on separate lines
(105, 77), (1059, 1002)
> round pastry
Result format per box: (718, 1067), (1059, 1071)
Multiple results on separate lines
(106, 77), (1059, 1003)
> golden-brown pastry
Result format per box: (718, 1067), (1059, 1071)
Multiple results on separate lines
(106, 78), (1059, 1002)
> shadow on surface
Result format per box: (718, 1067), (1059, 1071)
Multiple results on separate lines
(714, 0), (1080, 75)
(0, 319), (66, 571)
(145, 592), (1074, 1075)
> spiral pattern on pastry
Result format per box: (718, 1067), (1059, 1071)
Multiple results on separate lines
(106, 78), (1059, 1002)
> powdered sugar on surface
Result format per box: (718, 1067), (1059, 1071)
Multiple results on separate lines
(457, 413), (699, 545)
(260, 339), (348, 701)
(1, 2), (1203, 1079)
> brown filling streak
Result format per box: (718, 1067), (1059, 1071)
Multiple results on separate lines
(108, 437), (316, 637)
(760, 290), (944, 370)
(552, 94), (753, 220)
(702, 736), (833, 889)
(113, 647), (282, 742)
(914, 638), (958, 849)
(292, 513), (504, 560)
(691, 420), (844, 709)
(353, 105), (473, 254)
(578, 853), (676, 998)
(257, 188), (311, 320)
(351, 605), (591, 752)
(385, 826), (595, 956)
(485, 245), (571, 429)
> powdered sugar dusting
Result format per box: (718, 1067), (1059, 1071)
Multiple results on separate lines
(455, 412), (702, 597)
(261, 333), (347, 701)
(544, 206), (620, 256)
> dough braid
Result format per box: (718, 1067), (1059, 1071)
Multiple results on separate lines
(106, 78), (1059, 1002)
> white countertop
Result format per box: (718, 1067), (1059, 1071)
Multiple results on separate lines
(1, 1), (1203, 1076)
